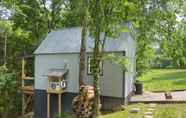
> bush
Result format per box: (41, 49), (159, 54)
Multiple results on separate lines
(0, 66), (21, 118)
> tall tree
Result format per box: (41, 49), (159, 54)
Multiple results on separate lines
(79, 0), (89, 86)
(89, 0), (134, 117)
(91, 0), (102, 116)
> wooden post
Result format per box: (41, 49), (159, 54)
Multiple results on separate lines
(22, 58), (26, 79)
(22, 94), (25, 116)
(22, 58), (25, 116)
(47, 93), (50, 118)
(58, 94), (61, 117)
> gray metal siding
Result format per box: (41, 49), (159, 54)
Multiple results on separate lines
(83, 53), (124, 97)
(35, 52), (125, 98)
(123, 34), (136, 97)
(35, 54), (80, 93)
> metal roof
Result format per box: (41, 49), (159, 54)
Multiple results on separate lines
(34, 27), (133, 54)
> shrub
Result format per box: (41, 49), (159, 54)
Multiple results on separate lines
(0, 66), (21, 118)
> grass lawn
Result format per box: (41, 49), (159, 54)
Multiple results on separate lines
(64, 69), (186, 118)
(138, 69), (186, 91)
(101, 103), (186, 118)
(65, 104), (186, 118)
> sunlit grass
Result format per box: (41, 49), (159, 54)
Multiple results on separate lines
(101, 104), (186, 118)
(65, 103), (186, 118)
(139, 69), (186, 91)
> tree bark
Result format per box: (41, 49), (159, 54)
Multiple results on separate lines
(92, 0), (102, 117)
(4, 33), (7, 67)
(79, 0), (88, 86)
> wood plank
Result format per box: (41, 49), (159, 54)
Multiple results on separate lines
(47, 94), (50, 118)
(58, 94), (61, 117)
(47, 89), (65, 94)
(21, 86), (34, 91)
(23, 76), (34, 80)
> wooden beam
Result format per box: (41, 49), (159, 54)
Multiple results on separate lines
(47, 93), (50, 118)
(22, 94), (25, 116)
(58, 94), (61, 117)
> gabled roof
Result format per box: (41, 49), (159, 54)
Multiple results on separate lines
(34, 27), (133, 54)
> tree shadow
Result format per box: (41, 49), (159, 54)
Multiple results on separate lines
(173, 79), (186, 85)
(142, 70), (186, 84)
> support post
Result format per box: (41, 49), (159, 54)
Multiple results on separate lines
(22, 94), (25, 116)
(22, 58), (25, 116)
(58, 94), (61, 117)
(47, 93), (50, 118)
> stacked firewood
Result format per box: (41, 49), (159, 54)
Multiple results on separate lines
(72, 85), (95, 118)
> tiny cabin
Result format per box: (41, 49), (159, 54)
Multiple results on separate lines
(34, 27), (136, 118)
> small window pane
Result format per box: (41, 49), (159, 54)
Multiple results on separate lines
(87, 56), (103, 76)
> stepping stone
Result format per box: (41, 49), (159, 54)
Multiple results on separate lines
(130, 108), (140, 113)
(144, 112), (153, 115)
(148, 103), (157, 108)
(148, 108), (155, 111)
(121, 105), (126, 111)
(144, 115), (153, 118)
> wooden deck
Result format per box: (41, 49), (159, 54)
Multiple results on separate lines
(130, 91), (186, 103)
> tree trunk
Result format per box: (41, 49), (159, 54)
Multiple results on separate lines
(79, 0), (88, 86)
(92, 0), (102, 117)
(92, 42), (101, 118)
(4, 33), (7, 67)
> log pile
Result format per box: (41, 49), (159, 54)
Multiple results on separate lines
(72, 85), (95, 118)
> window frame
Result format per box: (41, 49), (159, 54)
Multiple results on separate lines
(87, 56), (103, 76)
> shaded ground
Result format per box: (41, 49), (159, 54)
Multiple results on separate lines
(139, 69), (186, 91)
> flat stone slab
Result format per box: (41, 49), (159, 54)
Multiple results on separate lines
(130, 91), (186, 103)
(147, 108), (155, 111)
(144, 112), (153, 115)
(148, 103), (157, 108)
(130, 108), (140, 113)
(144, 115), (153, 118)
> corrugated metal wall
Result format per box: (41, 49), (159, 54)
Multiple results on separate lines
(35, 52), (125, 98)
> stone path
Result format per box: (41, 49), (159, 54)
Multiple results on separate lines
(130, 91), (186, 103)
(143, 103), (156, 118)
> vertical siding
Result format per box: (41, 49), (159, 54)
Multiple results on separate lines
(34, 90), (47, 118)
(123, 33), (136, 97)
(34, 51), (135, 98)
(83, 52), (124, 98)
(35, 52), (124, 98)
(35, 54), (80, 93)
(34, 90), (77, 118)
(100, 57), (123, 97)
(34, 89), (126, 117)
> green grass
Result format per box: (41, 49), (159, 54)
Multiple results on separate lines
(64, 69), (186, 118)
(101, 104), (186, 118)
(65, 104), (186, 118)
(138, 69), (186, 91)
(154, 104), (186, 118)
(101, 104), (146, 118)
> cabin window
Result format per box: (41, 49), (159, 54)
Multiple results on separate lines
(87, 56), (103, 75)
